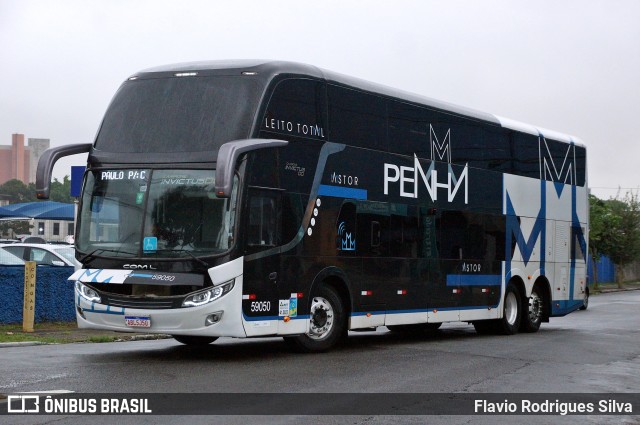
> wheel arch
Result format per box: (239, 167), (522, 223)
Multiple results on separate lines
(309, 266), (352, 316)
(532, 276), (552, 322)
(507, 275), (526, 302)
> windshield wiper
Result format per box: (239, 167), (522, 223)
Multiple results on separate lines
(155, 249), (210, 268)
(79, 248), (137, 264)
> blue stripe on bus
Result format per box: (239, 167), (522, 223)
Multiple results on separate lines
(352, 304), (499, 316)
(551, 300), (583, 316)
(446, 274), (502, 286)
(242, 314), (310, 321)
(318, 184), (367, 200)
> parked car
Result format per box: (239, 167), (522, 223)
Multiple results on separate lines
(0, 248), (25, 266)
(0, 243), (80, 268)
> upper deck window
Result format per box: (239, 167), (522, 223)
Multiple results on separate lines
(95, 76), (261, 153)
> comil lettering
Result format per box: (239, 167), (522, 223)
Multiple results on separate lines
(384, 154), (468, 204)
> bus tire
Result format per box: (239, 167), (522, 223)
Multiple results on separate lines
(495, 282), (522, 335)
(579, 287), (589, 310)
(172, 335), (218, 346)
(284, 285), (346, 353)
(520, 285), (543, 333)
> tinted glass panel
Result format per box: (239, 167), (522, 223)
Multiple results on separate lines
(575, 145), (586, 186)
(262, 78), (327, 140)
(247, 189), (281, 249)
(541, 138), (583, 186)
(511, 132), (540, 178)
(328, 85), (387, 150)
(388, 101), (430, 158)
(96, 76), (261, 153)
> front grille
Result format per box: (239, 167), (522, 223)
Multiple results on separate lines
(102, 293), (183, 310)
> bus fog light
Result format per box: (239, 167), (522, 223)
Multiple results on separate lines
(182, 279), (235, 308)
(205, 311), (223, 326)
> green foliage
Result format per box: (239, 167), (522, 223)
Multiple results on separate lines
(49, 176), (74, 203)
(0, 220), (33, 237)
(0, 179), (36, 202)
(0, 176), (74, 204)
(589, 194), (622, 262)
(606, 192), (640, 269)
(589, 192), (640, 285)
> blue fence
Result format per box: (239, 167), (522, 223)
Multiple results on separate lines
(0, 266), (75, 324)
(588, 256), (616, 284)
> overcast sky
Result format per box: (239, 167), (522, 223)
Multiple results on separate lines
(1, 0), (638, 199)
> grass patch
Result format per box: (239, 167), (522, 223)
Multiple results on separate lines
(0, 322), (169, 344)
(0, 322), (122, 344)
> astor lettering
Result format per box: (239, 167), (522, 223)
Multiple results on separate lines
(331, 172), (359, 186)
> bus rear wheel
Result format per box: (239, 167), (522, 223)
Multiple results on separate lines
(496, 282), (522, 334)
(473, 282), (521, 335)
(580, 287), (589, 310)
(520, 285), (543, 333)
(284, 285), (346, 353)
(172, 335), (218, 346)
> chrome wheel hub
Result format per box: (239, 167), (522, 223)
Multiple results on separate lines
(308, 296), (334, 340)
(528, 292), (542, 323)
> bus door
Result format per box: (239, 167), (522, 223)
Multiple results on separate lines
(242, 187), (283, 335)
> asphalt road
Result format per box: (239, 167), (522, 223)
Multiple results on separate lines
(1, 291), (639, 425)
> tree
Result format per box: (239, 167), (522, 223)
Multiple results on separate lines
(588, 194), (622, 288)
(606, 192), (640, 287)
(0, 220), (32, 238)
(49, 175), (74, 203)
(0, 179), (36, 202)
(0, 176), (74, 204)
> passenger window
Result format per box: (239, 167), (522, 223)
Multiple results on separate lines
(328, 85), (387, 150)
(263, 78), (327, 140)
(247, 189), (281, 249)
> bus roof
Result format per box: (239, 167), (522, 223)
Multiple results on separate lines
(134, 60), (584, 147)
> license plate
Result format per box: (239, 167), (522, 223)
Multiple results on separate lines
(125, 316), (151, 328)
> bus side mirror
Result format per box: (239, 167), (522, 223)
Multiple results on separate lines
(36, 144), (92, 199)
(214, 139), (288, 198)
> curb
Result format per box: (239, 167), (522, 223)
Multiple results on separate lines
(595, 287), (640, 294)
(0, 334), (171, 348)
(0, 341), (48, 348)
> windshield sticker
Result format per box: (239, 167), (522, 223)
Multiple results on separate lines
(139, 184), (147, 192)
(136, 193), (144, 204)
(143, 237), (158, 253)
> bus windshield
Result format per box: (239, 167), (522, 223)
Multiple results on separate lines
(77, 169), (238, 259)
(95, 76), (261, 153)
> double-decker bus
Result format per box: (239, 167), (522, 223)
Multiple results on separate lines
(37, 60), (588, 352)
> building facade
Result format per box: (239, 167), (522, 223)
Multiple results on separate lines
(0, 134), (50, 185)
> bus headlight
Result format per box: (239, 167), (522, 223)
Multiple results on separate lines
(75, 281), (101, 303)
(182, 279), (234, 308)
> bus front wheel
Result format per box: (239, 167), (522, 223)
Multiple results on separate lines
(284, 285), (346, 353)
